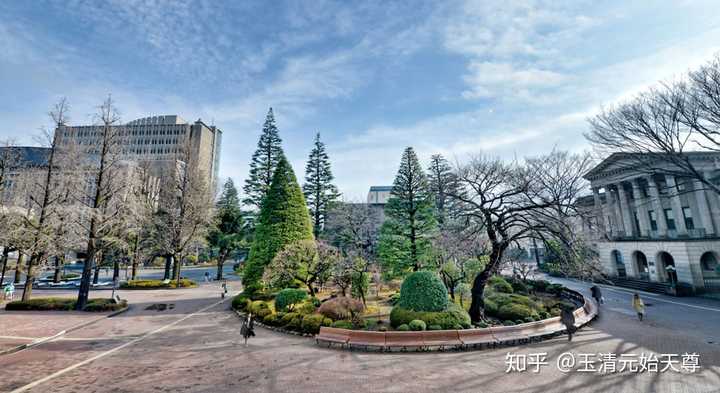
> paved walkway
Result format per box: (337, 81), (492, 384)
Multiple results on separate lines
(0, 283), (717, 392)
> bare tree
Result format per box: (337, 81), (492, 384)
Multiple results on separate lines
(20, 99), (76, 300)
(74, 95), (129, 309)
(151, 136), (212, 285)
(586, 54), (720, 195)
(431, 219), (487, 301)
(0, 139), (20, 287)
(324, 201), (382, 258)
(449, 150), (593, 322)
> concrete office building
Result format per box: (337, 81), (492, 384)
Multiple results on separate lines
(57, 115), (222, 189)
(584, 152), (720, 293)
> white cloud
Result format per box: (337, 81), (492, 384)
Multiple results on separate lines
(461, 61), (567, 99)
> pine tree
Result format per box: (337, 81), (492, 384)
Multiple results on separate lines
(242, 156), (314, 291)
(427, 154), (458, 226)
(303, 132), (340, 237)
(243, 108), (284, 209)
(208, 178), (245, 280)
(378, 147), (437, 274)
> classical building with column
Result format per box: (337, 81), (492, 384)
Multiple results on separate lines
(584, 152), (720, 294)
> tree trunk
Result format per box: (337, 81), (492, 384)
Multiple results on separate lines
(131, 236), (140, 280)
(22, 253), (40, 301)
(53, 256), (63, 283)
(468, 244), (505, 323)
(171, 255), (179, 281)
(14, 253), (24, 284)
(112, 258), (120, 281)
(0, 248), (9, 287)
(307, 283), (315, 297)
(449, 285), (456, 301)
(173, 255), (182, 284)
(216, 255), (225, 280)
(163, 255), (172, 280)
(93, 263), (100, 284)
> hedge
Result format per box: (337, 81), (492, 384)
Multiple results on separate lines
(274, 288), (307, 312)
(397, 271), (448, 312)
(301, 314), (325, 334)
(120, 279), (197, 289)
(5, 297), (126, 312)
(409, 320), (426, 331)
(390, 303), (471, 329)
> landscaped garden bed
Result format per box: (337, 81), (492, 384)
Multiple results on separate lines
(120, 279), (197, 289)
(5, 297), (128, 312)
(232, 273), (578, 337)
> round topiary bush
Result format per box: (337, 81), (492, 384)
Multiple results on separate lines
(397, 271), (448, 312)
(488, 276), (513, 293)
(275, 288), (308, 312)
(397, 324), (410, 331)
(428, 324), (442, 331)
(301, 314), (325, 334)
(409, 319), (426, 331)
(496, 303), (537, 321)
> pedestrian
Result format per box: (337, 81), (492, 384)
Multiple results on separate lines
(221, 280), (228, 299)
(204, 271), (210, 283)
(632, 293), (645, 321)
(3, 283), (12, 300)
(560, 305), (576, 342)
(240, 313), (255, 346)
(590, 285), (603, 305)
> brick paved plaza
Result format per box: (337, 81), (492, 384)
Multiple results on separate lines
(0, 279), (718, 393)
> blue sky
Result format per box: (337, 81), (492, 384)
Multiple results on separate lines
(2, 1), (720, 199)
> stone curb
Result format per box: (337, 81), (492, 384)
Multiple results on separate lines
(0, 305), (131, 357)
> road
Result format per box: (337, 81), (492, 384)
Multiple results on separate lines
(0, 279), (718, 392)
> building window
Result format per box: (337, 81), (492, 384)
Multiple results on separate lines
(682, 207), (694, 230)
(648, 210), (658, 231)
(664, 209), (676, 230)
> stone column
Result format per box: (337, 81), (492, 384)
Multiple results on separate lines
(647, 177), (668, 237)
(665, 175), (688, 235)
(592, 187), (606, 235)
(703, 171), (720, 235)
(693, 178), (715, 235)
(607, 184), (624, 237)
(632, 179), (651, 237)
(617, 183), (635, 236)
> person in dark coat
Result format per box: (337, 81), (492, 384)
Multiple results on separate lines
(590, 285), (603, 305)
(560, 305), (577, 342)
(241, 313), (255, 346)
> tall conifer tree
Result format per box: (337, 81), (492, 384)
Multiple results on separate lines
(243, 108), (284, 209)
(427, 154), (458, 226)
(303, 132), (340, 237)
(208, 178), (244, 280)
(378, 147), (436, 274)
(242, 156), (314, 291)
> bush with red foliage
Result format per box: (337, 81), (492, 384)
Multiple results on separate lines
(317, 297), (364, 321)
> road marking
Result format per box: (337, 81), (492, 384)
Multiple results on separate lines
(10, 296), (230, 393)
(0, 336), (36, 340)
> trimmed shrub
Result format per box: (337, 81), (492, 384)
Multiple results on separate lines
(274, 288), (307, 312)
(389, 293), (400, 305)
(287, 317), (302, 331)
(428, 324), (442, 331)
(120, 279), (197, 289)
(263, 313), (279, 326)
(515, 319), (525, 325)
(83, 298), (127, 312)
(397, 271), (448, 312)
(390, 303), (471, 329)
(331, 320), (353, 329)
(318, 297), (364, 320)
(503, 320), (515, 326)
(232, 294), (251, 311)
(488, 276), (513, 293)
(378, 326), (388, 332)
(546, 284), (564, 295)
(523, 316), (535, 323)
(322, 318), (333, 327)
(409, 319), (426, 331)
(249, 300), (270, 315)
(281, 312), (299, 326)
(301, 314), (325, 334)
(475, 321), (488, 328)
(296, 301), (317, 315)
(510, 280), (528, 294)
(397, 324), (410, 331)
(496, 303), (537, 321)
(256, 307), (272, 318)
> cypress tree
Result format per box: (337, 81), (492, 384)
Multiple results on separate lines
(217, 178), (241, 211)
(242, 156), (314, 290)
(302, 132), (340, 237)
(427, 154), (458, 226)
(379, 147), (437, 274)
(243, 108), (284, 209)
(208, 178), (244, 280)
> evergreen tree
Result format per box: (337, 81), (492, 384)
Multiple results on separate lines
(302, 132), (340, 237)
(378, 147), (437, 274)
(243, 108), (284, 209)
(242, 156), (314, 291)
(427, 154), (458, 226)
(208, 178), (245, 280)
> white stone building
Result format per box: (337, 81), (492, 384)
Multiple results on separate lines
(584, 152), (720, 293)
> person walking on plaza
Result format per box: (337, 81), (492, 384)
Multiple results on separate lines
(560, 305), (576, 342)
(632, 293), (645, 321)
(3, 282), (14, 300)
(590, 285), (603, 305)
(221, 280), (227, 299)
(241, 313), (255, 346)
(204, 271), (210, 283)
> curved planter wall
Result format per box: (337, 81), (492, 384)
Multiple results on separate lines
(315, 288), (598, 352)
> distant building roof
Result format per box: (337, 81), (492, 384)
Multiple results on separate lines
(369, 186), (393, 192)
(0, 146), (51, 168)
